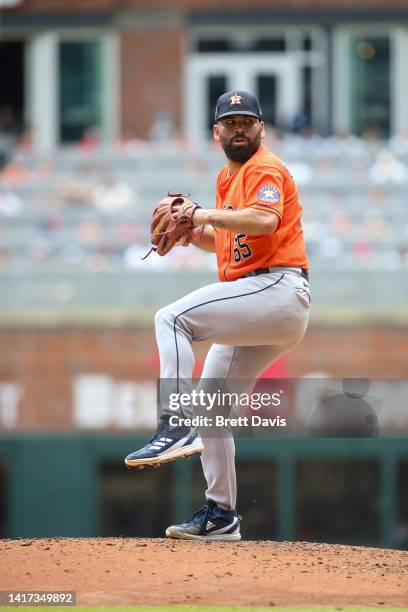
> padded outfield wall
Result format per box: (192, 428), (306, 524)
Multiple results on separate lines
(0, 435), (407, 549)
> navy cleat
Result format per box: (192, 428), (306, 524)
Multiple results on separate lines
(125, 414), (203, 469)
(165, 499), (241, 541)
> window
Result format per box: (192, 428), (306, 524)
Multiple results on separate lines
(257, 75), (277, 126)
(253, 38), (286, 52)
(350, 36), (391, 137)
(196, 36), (285, 53)
(198, 39), (233, 52)
(207, 75), (227, 132)
(0, 41), (25, 139)
(303, 35), (312, 51)
(188, 27), (329, 139)
(59, 40), (103, 142)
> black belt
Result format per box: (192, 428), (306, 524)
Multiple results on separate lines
(244, 267), (309, 282)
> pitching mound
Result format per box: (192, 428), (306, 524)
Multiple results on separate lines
(1, 538), (407, 607)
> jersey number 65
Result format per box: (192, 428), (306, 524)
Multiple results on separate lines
(234, 234), (253, 263)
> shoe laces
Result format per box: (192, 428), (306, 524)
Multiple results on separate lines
(184, 503), (211, 526)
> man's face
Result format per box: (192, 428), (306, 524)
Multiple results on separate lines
(213, 115), (265, 163)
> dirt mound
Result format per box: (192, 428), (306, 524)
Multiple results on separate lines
(1, 538), (407, 607)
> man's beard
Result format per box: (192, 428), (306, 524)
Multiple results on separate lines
(221, 132), (262, 163)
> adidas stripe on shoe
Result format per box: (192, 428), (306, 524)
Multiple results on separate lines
(166, 499), (241, 541)
(125, 414), (203, 469)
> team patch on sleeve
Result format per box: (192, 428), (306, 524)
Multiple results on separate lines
(257, 184), (281, 204)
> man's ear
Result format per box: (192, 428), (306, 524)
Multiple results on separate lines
(260, 121), (265, 140)
(213, 124), (220, 141)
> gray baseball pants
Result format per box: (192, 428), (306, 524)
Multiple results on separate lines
(154, 267), (310, 510)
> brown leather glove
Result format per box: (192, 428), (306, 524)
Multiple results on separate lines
(142, 193), (201, 258)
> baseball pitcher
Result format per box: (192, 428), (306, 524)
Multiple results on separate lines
(125, 91), (310, 541)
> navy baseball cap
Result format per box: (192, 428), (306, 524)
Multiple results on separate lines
(215, 90), (262, 122)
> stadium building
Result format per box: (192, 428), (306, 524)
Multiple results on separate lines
(1, 0), (408, 149)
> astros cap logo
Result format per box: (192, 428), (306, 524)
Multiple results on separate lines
(230, 93), (243, 105)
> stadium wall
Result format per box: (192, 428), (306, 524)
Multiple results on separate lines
(0, 324), (408, 430)
(0, 434), (407, 548)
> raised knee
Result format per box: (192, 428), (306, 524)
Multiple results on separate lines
(154, 305), (175, 330)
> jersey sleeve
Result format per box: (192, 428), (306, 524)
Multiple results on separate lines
(244, 167), (284, 222)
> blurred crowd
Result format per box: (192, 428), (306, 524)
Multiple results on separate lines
(0, 126), (408, 273)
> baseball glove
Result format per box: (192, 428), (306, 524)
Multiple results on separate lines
(142, 193), (201, 258)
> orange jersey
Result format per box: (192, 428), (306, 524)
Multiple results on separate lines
(214, 144), (309, 282)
